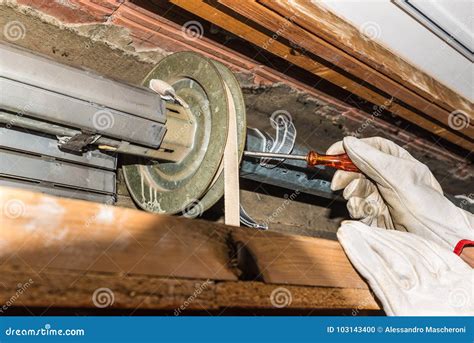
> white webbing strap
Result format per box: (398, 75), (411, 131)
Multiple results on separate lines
(223, 83), (240, 226)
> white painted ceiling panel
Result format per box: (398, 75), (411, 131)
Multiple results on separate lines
(318, 0), (473, 102)
(396, 0), (473, 60)
(411, 0), (473, 51)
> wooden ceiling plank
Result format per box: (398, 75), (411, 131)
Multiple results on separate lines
(232, 230), (370, 289)
(0, 188), (237, 282)
(1, 264), (380, 311)
(0, 186), (373, 290)
(261, 0), (472, 116)
(170, 0), (474, 151)
(218, 0), (473, 138)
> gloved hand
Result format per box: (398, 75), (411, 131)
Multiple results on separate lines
(337, 221), (473, 316)
(327, 136), (473, 255)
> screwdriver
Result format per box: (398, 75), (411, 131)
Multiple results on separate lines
(243, 150), (360, 172)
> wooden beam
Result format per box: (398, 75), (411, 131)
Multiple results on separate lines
(170, 0), (473, 151)
(0, 187), (238, 281)
(261, 0), (472, 116)
(218, 0), (473, 137)
(0, 264), (380, 311)
(0, 263), (219, 311)
(232, 230), (369, 289)
(0, 186), (380, 311)
(216, 280), (379, 310)
(0, 186), (369, 290)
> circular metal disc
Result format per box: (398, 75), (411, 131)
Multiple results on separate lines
(197, 60), (247, 212)
(122, 52), (229, 214)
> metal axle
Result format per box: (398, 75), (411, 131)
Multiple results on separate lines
(244, 151), (307, 161)
(0, 111), (179, 162)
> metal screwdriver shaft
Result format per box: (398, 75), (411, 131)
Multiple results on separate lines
(244, 150), (360, 172)
(244, 151), (307, 161)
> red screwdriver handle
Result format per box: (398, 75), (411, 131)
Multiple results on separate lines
(306, 151), (360, 172)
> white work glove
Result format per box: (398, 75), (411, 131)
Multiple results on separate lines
(327, 136), (474, 255)
(338, 221), (474, 316)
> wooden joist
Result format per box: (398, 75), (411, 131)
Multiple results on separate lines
(261, 0), (471, 116)
(232, 230), (369, 289)
(0, 188), (236, 281)
(1, 264), (380, 311)
(0, 186), (378, 310)
(171, 0), (473, 151)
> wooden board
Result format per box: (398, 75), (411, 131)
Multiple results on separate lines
(0, 264), (380, 311)
(261, 0), (472, 115)
(0, 186), (370, 290)
(0, 263), (218, 311)
(218, 0), (473, 137)
(217, 280), (379, 311)
(232, 230), (369, 289)
(0, 186), (380, 311)
(0, 187), (237, 281)
(170, 0), (473, 151)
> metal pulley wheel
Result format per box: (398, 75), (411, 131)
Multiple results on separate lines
(122, 52), (246, 215)
(193, 59), (247, 213)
